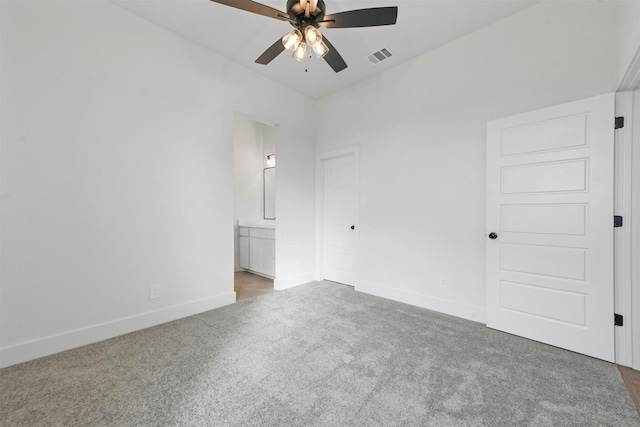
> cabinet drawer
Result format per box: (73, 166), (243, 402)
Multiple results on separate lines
(250, 228), (275, 239)
(239, 227), (250, 237)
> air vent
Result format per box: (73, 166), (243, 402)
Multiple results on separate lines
(367, 48), (393, 64)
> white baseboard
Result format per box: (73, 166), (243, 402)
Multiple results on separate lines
(0, 292), (236, 368)
(357, 281), (486, 324)
(274, 273), (315, 290)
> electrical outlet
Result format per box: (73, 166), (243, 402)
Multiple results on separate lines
(439, 276), (447, 288)
(149, 284), (160, 300)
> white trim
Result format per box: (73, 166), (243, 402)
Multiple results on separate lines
(0, 292), (236, 368)
(633, 89), (640, 370)
(618, 46), (640, 92)
(0, 2), (3, 369)
(357, 281), (486, 324)
(315, 146), (360, 285)
(274, 273), (315, 290)
(615, 91), (634, 367)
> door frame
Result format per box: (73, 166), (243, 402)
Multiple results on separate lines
(614, 91), (634, 367)
(315, 145), (360, 284)
(628, 88), (640, 370)
(633, 89), (640, 370)
(617, 38), (640, 370)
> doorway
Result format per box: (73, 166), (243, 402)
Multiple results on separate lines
(233, 114), (277, 300)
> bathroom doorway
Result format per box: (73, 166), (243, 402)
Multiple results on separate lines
(233, 113), (276, 301)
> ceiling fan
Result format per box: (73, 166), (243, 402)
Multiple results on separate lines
(209, 0), (398, 72)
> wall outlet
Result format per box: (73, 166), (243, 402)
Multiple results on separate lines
(438, 276), (447, 288)
(149, 284), (160, 300)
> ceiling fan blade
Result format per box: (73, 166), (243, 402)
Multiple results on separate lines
(210, 0), (290, 22)
(318, 7), (398, 28)
(255, 37), (286, 65)
(321, 36), (347, 73)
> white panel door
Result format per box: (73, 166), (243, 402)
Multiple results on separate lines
(486, 93), (615, 362)
(323, 154), (358, 285)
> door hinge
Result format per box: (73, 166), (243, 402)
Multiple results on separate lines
(615, 116), (624, 129)
(614, 216), (623, 227)
(615, 313), (624, 327)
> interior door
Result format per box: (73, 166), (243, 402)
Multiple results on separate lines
(486, 93), (615, 362)
(323, 154), (358, 285)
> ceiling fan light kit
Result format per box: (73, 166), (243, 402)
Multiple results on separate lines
(313, 39), (329, 58)
(293, 41), (308, 62)
(210, 0), (398, 73)
(282, 29), (303, 52)
(304, 25), (322, 47)
(283, 24), (325, 61)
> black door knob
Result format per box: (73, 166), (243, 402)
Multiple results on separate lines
(351, 225), (355, 230)
(488, 232), (498, 239)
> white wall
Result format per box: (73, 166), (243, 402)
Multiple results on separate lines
(315, 1), (619, 322)
(234, 116), (265, 227)
(263, 125), (276, 168)
(0, 0), (315, 367)
(273, 121), (316, 290)
(616, 0), (640, 88)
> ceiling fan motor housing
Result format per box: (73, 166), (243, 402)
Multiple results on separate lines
(286, 0), (326, 27)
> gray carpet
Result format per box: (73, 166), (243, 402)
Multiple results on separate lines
(1, 281), (638, 426)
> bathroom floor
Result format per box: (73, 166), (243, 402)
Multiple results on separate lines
(234, 271), (275, 301)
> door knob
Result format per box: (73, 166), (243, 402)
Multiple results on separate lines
(488, 232), (498, 239)
(351, 225), (355, 230)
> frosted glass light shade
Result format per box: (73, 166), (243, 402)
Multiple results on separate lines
(282, 29), (303, 52)
(312, 40), (329, 58)
(293, 42), (307, 62)
(304, 26), (322, 47)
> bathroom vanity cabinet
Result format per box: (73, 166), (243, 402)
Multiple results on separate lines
(239, 226), (275, 278)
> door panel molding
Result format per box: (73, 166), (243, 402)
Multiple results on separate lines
(486, 93), (615, 362)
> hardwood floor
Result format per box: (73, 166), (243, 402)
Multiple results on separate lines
(620, 365), (640, 414)
(234, 271), (275, 301)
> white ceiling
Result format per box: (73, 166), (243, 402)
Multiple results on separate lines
(111, 0), (539, 99)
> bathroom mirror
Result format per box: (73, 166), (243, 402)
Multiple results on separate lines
(264, 167), (275, 220)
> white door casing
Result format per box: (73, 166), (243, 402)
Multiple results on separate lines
(486, 93), (615, 362)
(614, 91), (633, 367)
(317, 147), (359, 286)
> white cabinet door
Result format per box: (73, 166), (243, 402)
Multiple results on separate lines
(486, 93), (614, 362)
(239, 236), (249, 269)
(249, 237), (261, 273)
(263, 238), (275, 277)
(249, 237), (275, 278)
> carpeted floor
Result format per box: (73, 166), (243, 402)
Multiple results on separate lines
(1, 281), (638, 426)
